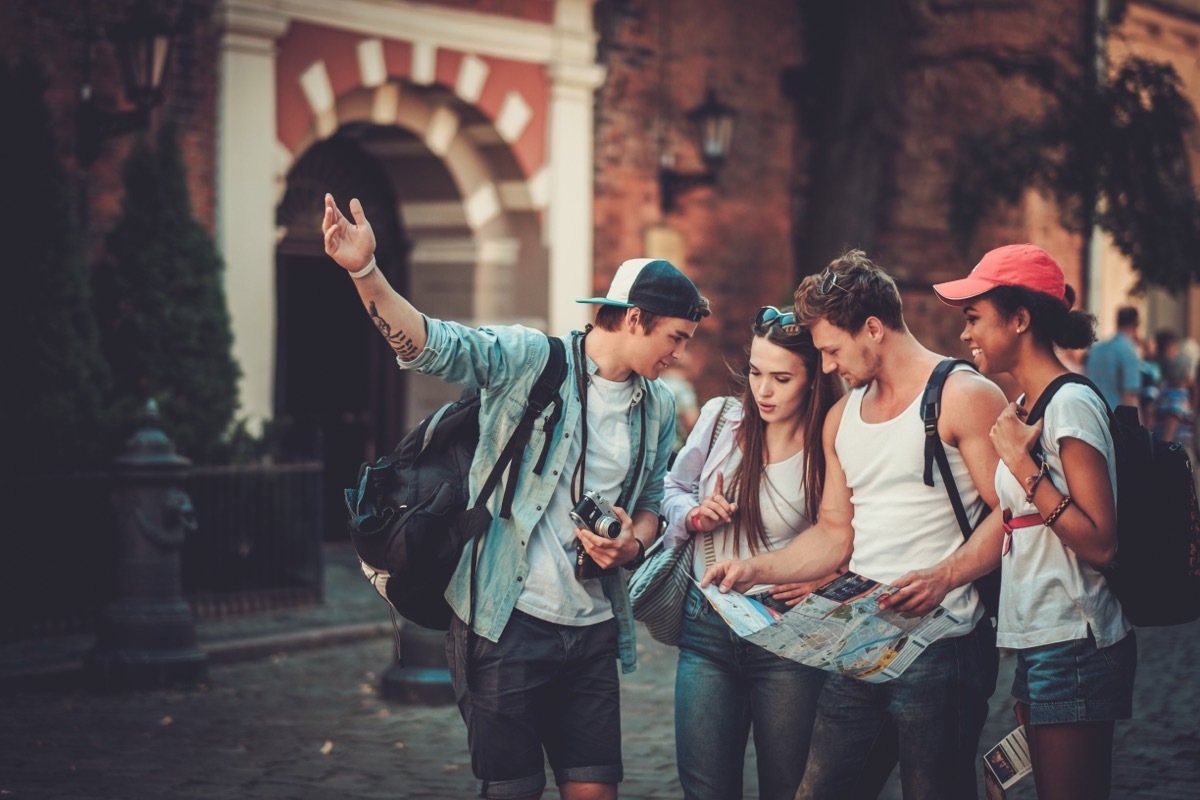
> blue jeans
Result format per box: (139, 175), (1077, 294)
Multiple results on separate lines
(1013, 628), (1137, 724)
(796, 617), (998, 800)
(675, 584), (826, 800)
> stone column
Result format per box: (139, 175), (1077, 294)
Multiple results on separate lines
(215, 1), (289, 434)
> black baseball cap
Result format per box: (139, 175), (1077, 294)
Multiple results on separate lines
(576, 258), (706, 322)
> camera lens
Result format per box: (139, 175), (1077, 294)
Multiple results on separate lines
(597, 515), (621, 538)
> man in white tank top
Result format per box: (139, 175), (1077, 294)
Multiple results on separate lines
(704, 250), (1009, 799)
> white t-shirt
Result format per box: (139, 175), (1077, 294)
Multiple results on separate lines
(516, 373), (633, 625)
(835, 373), (987, 637)
(690, 446), (812, 597)
(995, 382), (1131, 649)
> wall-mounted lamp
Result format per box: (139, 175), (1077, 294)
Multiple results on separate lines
(77, 0), (178, 168)
(658, 86), (738, 213)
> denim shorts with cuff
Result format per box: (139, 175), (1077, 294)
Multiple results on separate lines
(1012, 627), (1137, 725)
(445, 609), (623, 799)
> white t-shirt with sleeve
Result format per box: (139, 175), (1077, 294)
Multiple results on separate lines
(995, 382), (1131, 649)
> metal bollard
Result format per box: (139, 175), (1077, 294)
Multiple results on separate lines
(381, 623), (456, 705)
(84, 399), (208, 690)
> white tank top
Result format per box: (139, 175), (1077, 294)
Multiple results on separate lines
(836, 373), (985, 635)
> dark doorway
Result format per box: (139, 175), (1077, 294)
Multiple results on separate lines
(275, 133), (409, 540)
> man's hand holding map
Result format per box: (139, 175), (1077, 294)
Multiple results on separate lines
(696, 570), (964, 682)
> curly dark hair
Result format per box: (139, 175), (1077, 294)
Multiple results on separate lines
(983, 284), (1097, 351)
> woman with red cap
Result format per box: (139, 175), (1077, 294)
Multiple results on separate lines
(933, 244), (1137, 800)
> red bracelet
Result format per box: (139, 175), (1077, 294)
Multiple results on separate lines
(691, 510), (702, 531)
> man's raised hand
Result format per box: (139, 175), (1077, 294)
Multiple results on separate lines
(322, 193), (376, 272)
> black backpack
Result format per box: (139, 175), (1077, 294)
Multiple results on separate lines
(1025, 373), (1200, 627)
(345, 335), (568, 631)
(921, 358), (1001, 619)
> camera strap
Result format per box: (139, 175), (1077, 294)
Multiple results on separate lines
(569, 328), (648, 512)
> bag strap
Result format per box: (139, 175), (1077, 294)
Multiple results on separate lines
(617, 398), (649, 511)
(921, 358), (981, 539)
(703, 397), (738, 569)
(467, 334), (567, 664)
(474, 335), (568, 520)
(1026, 372), (1109, 425)
(1023, 372), (1122, 462)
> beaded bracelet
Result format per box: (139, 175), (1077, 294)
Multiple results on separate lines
(1023, 460), (1049, 504)
(1044, 494), (1073, 527)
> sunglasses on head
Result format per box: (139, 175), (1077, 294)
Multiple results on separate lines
(754, 306), (800, 334)
(817, 268), (852, 296)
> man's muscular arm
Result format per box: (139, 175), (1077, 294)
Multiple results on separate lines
(881, 370), (1008, 615)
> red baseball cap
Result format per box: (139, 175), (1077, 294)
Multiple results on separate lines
(932, 244), (1068, 308)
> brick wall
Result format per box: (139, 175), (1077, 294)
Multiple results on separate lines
(593, 0), (1098, 398)
(594, 0), (806, 403)
(872, 0), (1090, 359)
(0, 0), (219, 264)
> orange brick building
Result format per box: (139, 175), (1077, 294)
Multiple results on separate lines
(4, 0), (1199, 463)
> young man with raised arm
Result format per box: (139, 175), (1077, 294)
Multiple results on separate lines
(324, 193), (709, 800)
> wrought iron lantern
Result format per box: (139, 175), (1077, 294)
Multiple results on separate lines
(77, 0), (178, 167)
(659, 86), (738, 213)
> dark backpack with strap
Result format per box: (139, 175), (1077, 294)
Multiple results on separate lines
(921, 358), (1001, 619)
(1025, 373), (1200, 627)
(345, 335), (568, 631)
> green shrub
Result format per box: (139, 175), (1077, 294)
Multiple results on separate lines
(95, 122), (241, 463)
(0, 57), (111, 475)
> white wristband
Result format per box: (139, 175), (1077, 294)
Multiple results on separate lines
(349, 256), (377, 280)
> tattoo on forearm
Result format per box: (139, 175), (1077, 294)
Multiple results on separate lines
(368, 301), (421, 360)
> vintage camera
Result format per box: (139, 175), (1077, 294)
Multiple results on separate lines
(571, 491), (621, 579)
(570, 490), (622, 539)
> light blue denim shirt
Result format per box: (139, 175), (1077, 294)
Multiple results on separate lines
(397, 317), (676, 673)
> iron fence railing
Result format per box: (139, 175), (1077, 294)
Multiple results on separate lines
(0, 461), (325, 642)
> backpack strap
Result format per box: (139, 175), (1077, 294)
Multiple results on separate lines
(703, 396), (738, 569)
(474, 335), (568, 520)
(1026, 372), (1110, 425)
(921, 358), (982, 538)
(465, 335), (567, 662)
(1023, 372), (1126, 462)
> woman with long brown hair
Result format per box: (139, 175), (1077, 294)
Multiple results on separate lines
(660, 306), (843, 800)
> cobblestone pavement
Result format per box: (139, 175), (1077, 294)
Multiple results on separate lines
(2, 546), (1197, 799)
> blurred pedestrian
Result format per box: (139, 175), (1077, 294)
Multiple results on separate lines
(1084, 306), (1142, 409)
(1154, 338), (1198, 460)
(660, 363), (701, 457)
(660, 306), (842, 799)
(1140, 329), (1179, 430)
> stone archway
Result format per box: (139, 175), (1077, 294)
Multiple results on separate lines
(216, 2), (603, 431)
(280, 81), (551, 424)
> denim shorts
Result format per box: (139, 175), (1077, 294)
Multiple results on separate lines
(445, 610), (623, 799)
(1012, 628), (1137, 724)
